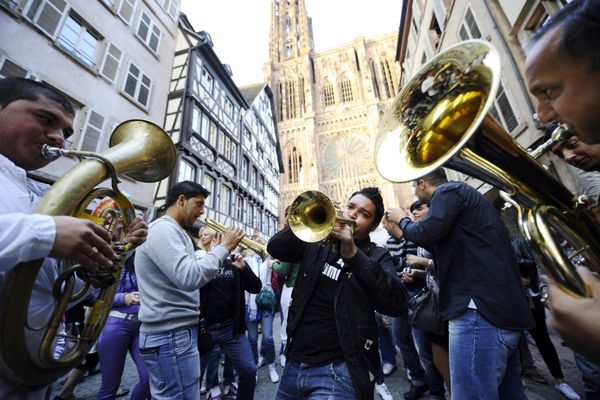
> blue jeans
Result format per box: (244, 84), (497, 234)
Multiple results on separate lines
(247, 309), (276, 364)
(412, 327), (445, 393)
(98, 316), (149, 400)
(449, 310), (527, 400)
(573, 352), (600, 399)
(202, 320), (257, 400)
(375, 313), (396, 367)
(201, 347), (236, 387)
(276, 361), (357, 400)
(392, 313), (426, 386)
(139, 326), (199, 400)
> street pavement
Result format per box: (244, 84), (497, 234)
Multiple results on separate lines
(50, 312), (586, 399)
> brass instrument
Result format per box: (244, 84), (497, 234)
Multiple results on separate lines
(374, 40), (600, 297)
(288, 190), (355, 243)
(0, 120), (176, 389)
(529, 122), (570, 159)
(203, 218), (269, 260)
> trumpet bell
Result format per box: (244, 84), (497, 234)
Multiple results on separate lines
(375, 40), (500, 183)
(288, 190), (338, 243)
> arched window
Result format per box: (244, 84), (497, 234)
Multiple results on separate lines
(340, 79), (353, 102)
(323, 82), (335, 106)
(287, 146), (302, 183)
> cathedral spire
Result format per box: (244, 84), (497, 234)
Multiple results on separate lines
(269, 0), (314, 63)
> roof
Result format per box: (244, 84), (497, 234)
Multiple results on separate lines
(239, 83), (267, 105)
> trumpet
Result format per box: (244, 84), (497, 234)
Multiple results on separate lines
(288, 190), (355, 243)
(203, 218), (269, 259)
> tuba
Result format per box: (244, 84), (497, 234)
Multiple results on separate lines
(374, 40), (600, 297)
(288, 190), (355, 243)
(0, 120), (176, 389)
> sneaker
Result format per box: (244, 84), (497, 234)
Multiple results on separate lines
(403, 384), (427, 400)
(280, 353), (286, 368)
(222, 383), (238, 400)
(257, 355), (265, 368)
(206, 387), (222, 400)
(382, 363), (396, 376)
(268, 363), (280, 383)
(555, 383), (581, 400)
(375, 382), (394, 400)
(200, 385), (207, 395)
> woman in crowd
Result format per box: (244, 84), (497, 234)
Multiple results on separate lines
(97, 253), (149, 400)
(245, 252), (280, 384)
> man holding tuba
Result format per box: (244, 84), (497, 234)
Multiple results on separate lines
(388, 168), (534, 400)
(525, 0), (600, 364)
(267, 187), (407, 400)
(0, 77), (147, 399)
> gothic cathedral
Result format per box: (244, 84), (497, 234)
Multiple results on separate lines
(265, 0), (412, 222)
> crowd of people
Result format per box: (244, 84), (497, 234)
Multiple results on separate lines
(1, 0), (600, 399)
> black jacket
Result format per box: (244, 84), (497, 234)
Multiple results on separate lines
(400, 181), (534, 330)
(267, 227), (407, 400)
(200, 261), (262, 337)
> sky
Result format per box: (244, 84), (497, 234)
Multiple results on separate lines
(180, 0), (402, 87)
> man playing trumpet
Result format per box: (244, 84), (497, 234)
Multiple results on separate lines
(267, 187), (406, 400)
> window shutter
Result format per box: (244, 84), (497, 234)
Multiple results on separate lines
(80, 111), (105, 152)
(0, 58), (28, 78)
(118, 0), (135, 24)
(28, 0), (67, 38)
(101, 44), (122, 81)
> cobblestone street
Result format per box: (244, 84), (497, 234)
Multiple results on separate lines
(50, 313), (585, 399)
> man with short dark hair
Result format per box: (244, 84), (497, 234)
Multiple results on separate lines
(388, 169), (533, 400)
(135, 181), (245, 399)
(525, 0), (600, 366)
(525, 0), (600, 145)
(0, 77), (146, 399)
(268, 187), (407, 400)
(551, 131), (600, 172)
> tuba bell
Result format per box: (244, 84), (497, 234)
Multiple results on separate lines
(288, 190), (355, 243)
(374, 40), (600, 297)
(0, 119), (176, 389)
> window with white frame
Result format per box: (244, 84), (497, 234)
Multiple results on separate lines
(219, 186), (231, 214)
(224, 97), (234, 118)
(100, 43), (122, 82)
(229, 141), (237, 164)
(208, 120), (217, 147)
(251, 167), (257, 189)
(202, 174), (215, 208)
(136, 10), (162, 53)
(235, 195), (243, 221)
(117, 0), (136, 24)
(241, 156), (249, 182)
(191, 105), (201, 134)
(167, 0), (179, 19)
(459, 7), (482, 41)
(0, 57), (28, 78)
(79, 110), (105, 152)
(1, 0), (20, 11)
(123, 62), (151, 107)
(56, 14), (100, 68)
(177, 159), (195, 182)
(200, 67), (213, 93)
(200, 112), (209, 141)
(25, 0), (68, 38)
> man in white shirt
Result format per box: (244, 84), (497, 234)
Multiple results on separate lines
(0, 77), (146, 398)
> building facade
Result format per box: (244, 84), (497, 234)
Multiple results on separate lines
(0, 0), (180, 211)
(265, 0), (413, 222)
(156, 16), (282, 238)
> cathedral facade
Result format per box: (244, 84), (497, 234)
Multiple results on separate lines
(265, 0), (413, 223)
